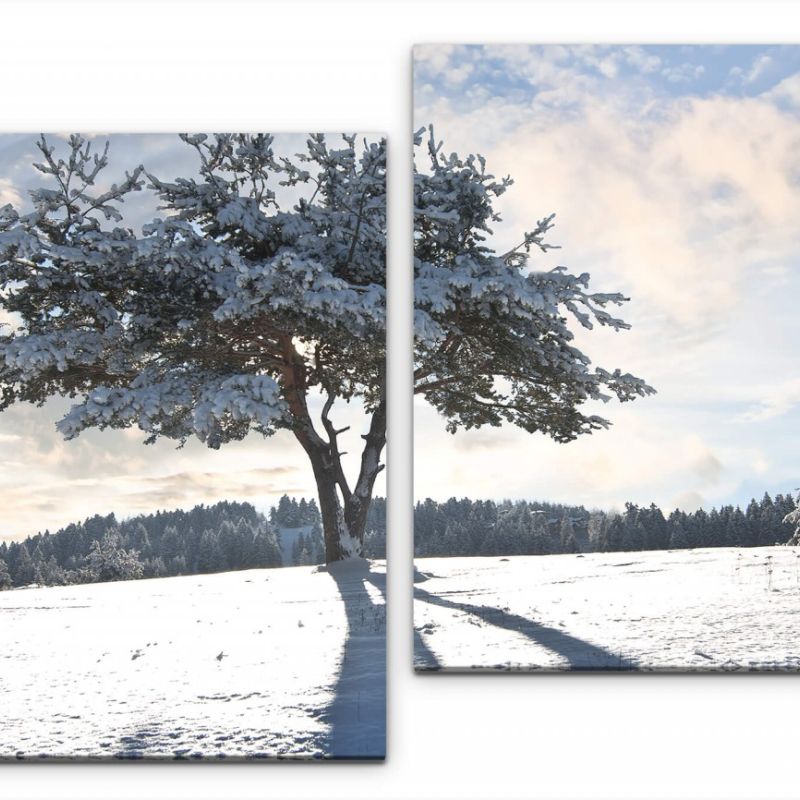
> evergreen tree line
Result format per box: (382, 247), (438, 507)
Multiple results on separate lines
(0, 501), (281, 589)
(414, 493), (798, 558)
(280, 497), (387, 564)
(269, 495), (323, 529)
(0, 495), (388, 590)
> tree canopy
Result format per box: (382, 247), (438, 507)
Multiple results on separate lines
(413, 127), (654, 441)
(0, 133), (386, 562)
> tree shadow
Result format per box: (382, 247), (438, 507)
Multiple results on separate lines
(322, 563), (386, 759)
(413, 629), (441, 671)
(413, 585), (637, 671)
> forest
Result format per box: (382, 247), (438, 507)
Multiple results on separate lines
(0, 495), (387, 590)
(2, 489), (794, 589)
(414, 493), (798, 558)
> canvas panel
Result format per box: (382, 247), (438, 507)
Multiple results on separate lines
(413, 44), (800, 672)
(0, 132), (386, 758)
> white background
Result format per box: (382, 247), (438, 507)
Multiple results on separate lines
(2, 1), (800, 798)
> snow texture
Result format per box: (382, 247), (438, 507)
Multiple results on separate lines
(414, 547), (800, 672)
(0, 561), (385, 760)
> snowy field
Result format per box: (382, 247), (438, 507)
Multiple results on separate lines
(0, 559), (385, 760)
(414, 547), (800, 672)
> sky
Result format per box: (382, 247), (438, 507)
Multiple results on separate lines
(414, 45), (800, 514)
(0, 133), (384, 541)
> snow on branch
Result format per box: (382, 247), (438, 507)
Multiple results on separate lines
(413, 126), (654, 441)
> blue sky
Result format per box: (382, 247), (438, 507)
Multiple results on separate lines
(415, 44), (800, 109)
(414, 45), (800, 513)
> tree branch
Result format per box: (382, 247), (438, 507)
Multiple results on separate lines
(320, 390), (352, 502)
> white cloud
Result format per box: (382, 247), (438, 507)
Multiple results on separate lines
(745, 53), (773, 84)
(0, 178), (21, 207)
(764, 73), (800, 107)
(622, 46), (661, 75)
(414, 44), (457, 75)
(753, 456), (769, 475)
(444, 62), (473, 86)
(422, 87), (800, 335)
(661, 62), (705, 83)
(738, 378), (800, 422)
(671, 490), (705, 513)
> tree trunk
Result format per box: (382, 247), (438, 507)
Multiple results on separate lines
(341, 395), (386, 558)
(308, 433), (383, 563)
(311, 458), (356, 563)
(278, 334), (385, 564)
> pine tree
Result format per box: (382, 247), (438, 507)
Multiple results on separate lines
(0, 133), (386, 563)
(0, 555), (11, 590)
(559, 514), (579, 553)
(197, 529), (224, 574)
(783, 491), (800, 546)
(668, 518), (690, 549)
(12, 542), (37, 586)
(86, 530), (144, 582)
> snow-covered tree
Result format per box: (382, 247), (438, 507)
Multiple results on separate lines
(413, 126), (653, 441)
(0, 133), (385, 563)
(86, 529), (144, 582)
(559, 514), (578, 553)
(784, 491), (800, 546)
(10, 541), (37, 585)
(0, 555), (11, 590)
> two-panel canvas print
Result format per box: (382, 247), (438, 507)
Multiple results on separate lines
(413, 44), (800, 672)
(0, 133), (386, 759)
(1, 42), (800, 765)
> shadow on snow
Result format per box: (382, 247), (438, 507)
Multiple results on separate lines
(413, 583), (638, 671)
(320, 562), (386, 759)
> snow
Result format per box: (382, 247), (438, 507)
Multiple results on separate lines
(414, 547), (800, 672)
(0, 560), (385, 760)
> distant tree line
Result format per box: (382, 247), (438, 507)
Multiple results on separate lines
(0, 501), (281, 589)
(414, 492), (798, 558)
(275, 496), (386, 564)
(269, 495), (322, 529)
(0, 494), (388, 590)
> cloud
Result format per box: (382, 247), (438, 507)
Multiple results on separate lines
(414, 44), (456, 71)
(752, 456), (769, 475)
(738, 378), (800, 422)
(622, 46), (662, 75)
(661, 62), (705, 83)
(0, 178), (21, 207)
(123, 466), (301, 507)
(421, 71), (800, 337)
(688, 445), (723, 485)
(764, 73), (800, 107)
(671, 490), (705, 512)
(745, 53), (773, 84)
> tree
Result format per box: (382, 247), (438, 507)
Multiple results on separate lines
(0, 555), (11, 590)
(784, 491), (800, 546)
(0, 133), (386, 563)
(10, 542), (37, 586)
(86, 529), (144, 582)
(197, 529), (225, 574)
(413, 127), (653, 443)
(559, 514), (579, 553)
(668, 518), (690, 550)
